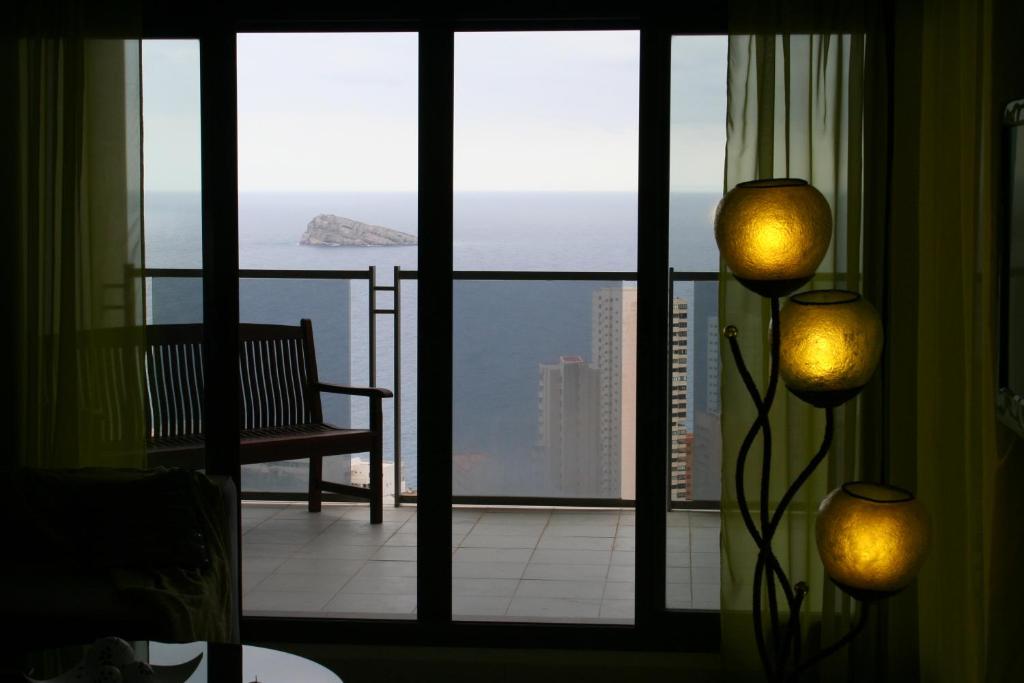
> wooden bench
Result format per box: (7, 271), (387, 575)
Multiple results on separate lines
(83, 319), (392, 523)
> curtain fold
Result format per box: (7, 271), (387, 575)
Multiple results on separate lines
(720, 3), (890, 681)
(896, 0), (998, 680)
(10, 3), (145, 469)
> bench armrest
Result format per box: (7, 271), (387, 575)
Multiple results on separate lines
(317, 382), (393, 399)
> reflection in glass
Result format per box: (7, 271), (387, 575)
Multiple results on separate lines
(666, 34), (727, 613)
(453, 281), (636, 500)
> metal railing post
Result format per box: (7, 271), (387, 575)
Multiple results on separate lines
(368, 265), (377, 388)
(393, 265), (402, 505)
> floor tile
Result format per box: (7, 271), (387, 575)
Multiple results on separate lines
(325, 593), (416, 615)
(371, 546), (417, 562)
(461, 534), (542, 549)
(384, 533), (417, 547)
(530, 549), (610, 565)
(689, 512), (721, 528)
(454, 547), (534, 563)
(355, 560), (417, 578)
(453, 596), (512, 617)
(244, 590), (336, 612)
(242, 573), (268, 592)
(523, 563), (609, 581)
(244, 528), (323, 545)
(542, 524), (616, 538)
(470, 523), (547, 537)
(606, 565), (634, 582)
(537, 535), (613, 551)
(244, 557), (289, 574)
(255, 572), (352, 594)
(341, 575), (417, 595)
(452, 561), (528, 580)
(690, 552), (720, 568)
(452, 578), (519, 597)
(610, 551), (635, 566)
(243, 543), (304, 558)
(601, 582), (634, 600)
(274, 556), (367, 575)
(515, 579), (605, 600)
(666, 552), (690, 567)
(666, 583), (692, 605)
(666, 567), (692, 584)
(238, 504), (721, 623)
(254, 516), (341, 532)
(691, 566), (719, 583)
(293, 542), (380, 560)
(599, 599), (634, 620)
(506, 597), (601, 619)
(611, 537), (635, 551)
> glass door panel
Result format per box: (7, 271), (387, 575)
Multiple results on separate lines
(235, 32), (419, 620)
(452, 30), (639, 623)
(666, 35), (727, 611)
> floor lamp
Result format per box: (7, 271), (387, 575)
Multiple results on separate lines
(715, 179), (930, 682)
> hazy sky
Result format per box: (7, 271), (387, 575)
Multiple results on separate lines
(142, 33), (726, 194)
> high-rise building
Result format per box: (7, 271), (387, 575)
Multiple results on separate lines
(592, 288), (637, 500)
(537, 288), (691, 501)
(538, 355), (601, 496)
(669, 297), (693, 502)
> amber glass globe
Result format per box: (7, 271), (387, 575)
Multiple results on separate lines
(816, 482), (930, 600)
(714, 179), (833, 297)
(778, 289), (883, 407)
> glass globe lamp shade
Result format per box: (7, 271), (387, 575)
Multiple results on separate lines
(778, 289), (883, 407)
(714, 178), (833, 297)
(815, 482), (930, 600)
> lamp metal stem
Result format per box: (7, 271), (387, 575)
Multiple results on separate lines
(727, 299), (842, 683)
(786, 602), (871, 683)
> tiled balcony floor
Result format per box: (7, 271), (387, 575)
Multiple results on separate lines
(242, 503), (720, 623)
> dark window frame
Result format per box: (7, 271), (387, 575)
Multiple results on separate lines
(145, 5), (726, 653)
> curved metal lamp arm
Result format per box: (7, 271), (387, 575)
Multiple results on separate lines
(726, 300), (845, 683)
(786, 601), (871, 683)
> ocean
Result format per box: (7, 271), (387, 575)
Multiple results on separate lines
(144, 191), (721, 498)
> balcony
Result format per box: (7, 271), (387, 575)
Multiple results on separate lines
(242, 501), (720, 622)
(145, 267), (722, 622)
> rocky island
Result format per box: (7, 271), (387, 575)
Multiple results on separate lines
(299, 214), (417, 247)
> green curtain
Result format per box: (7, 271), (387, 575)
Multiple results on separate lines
(720, 3), (891, 681)
(888, 0), (1001, 680)
(9, 3), (145, 469)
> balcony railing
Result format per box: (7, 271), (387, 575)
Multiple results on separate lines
(144, 266), (720, 511)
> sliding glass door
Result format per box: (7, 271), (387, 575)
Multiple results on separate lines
(450, 30), (640, 623)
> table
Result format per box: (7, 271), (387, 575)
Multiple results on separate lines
(149, 642), (342, 683)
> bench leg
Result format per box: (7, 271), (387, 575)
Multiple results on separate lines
(308, 454), (323, 513)
(370, 446), (383, 525)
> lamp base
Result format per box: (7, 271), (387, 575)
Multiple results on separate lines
(829, 577), (902, 603)
(736, 275), (812, 298)
(788, 385), (865, 408)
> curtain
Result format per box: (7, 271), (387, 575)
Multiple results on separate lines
(8, 3), (145, 469)
(720, 3), (890, 681)
(891, 0), (1000, 680)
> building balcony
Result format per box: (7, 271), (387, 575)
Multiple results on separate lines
(242, 501), (720, 623)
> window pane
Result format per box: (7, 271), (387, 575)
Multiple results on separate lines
(669, 36), (726, 273)
(667, 35), (727, 611)
(236, 33), (418, 620)
(143, 40), (202, 270)
(453, 281), (636, 500)
(453, 31), (639, 272)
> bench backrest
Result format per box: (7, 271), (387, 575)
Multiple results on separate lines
(81, 320), (324, 443)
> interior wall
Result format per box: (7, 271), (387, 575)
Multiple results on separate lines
(986, 0), (1024, 678)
